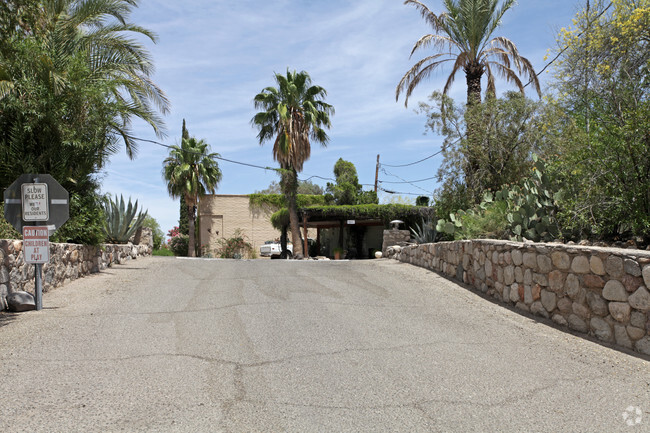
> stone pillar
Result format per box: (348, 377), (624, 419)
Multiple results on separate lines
(382, 229), (410, 255)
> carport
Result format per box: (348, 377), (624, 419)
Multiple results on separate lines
(297, 205), (435, 259)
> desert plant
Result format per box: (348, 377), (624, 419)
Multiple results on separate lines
(102, 195), (147, 244)
(410, 216), (439, 243)
(436, 155), (560, 241)
(496, 156), (560, 241)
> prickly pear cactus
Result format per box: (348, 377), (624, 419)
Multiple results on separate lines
(498, 155), (560, 242)
(435, 155), (560, 242)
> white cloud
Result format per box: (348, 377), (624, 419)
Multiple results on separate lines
(96, 0), (579, 233)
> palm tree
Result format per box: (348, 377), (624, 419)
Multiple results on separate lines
(1, 0), (169, 158)
(163, 137), (222, 257)
(396, 0), (541, 107)
(251, 69), (334, 257)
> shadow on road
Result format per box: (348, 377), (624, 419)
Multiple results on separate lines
(0, 311), (18, 328)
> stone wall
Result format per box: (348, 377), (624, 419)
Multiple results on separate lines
(0, 228), (153, 310)
(382, 229), (410, 256)
(385, 239), (650, 356)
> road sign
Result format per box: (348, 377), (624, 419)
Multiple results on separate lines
(3, 174), (69, 232)
(22, 183), (49, 221)
(23, 226), (50, 264)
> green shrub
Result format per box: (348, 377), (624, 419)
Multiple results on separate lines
(437, 156), (560, 242)
(169, 234), (189, 256)
(51, 192), (106, 245)
(215, 229), (254, 259)
(454, 201), (508, 240)
(153, 247), (174, 256)
(0, 203), (21, 239)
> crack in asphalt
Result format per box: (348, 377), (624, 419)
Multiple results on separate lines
(0, 340), (497, 365)
(39, 299), (433, 318)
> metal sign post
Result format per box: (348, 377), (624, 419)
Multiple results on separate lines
(23, 226), (50, 310)
(4, 174), (69, 311)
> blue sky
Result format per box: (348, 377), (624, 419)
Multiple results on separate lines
(100, 0), (581, 237)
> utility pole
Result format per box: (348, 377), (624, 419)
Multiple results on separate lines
(374, 154), (380, 193)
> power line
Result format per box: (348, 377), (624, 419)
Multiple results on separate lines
(133, 135), (425, 194)
(379, 175), (437, 184)
(380, 168), (433, 195)
(130, 136), (281, 172)
(380, 149), (443, 168)
(378, 187), (427, 196)
(299, 174), (375, 188)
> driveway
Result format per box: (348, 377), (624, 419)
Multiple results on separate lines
(0, 257), (648, 432)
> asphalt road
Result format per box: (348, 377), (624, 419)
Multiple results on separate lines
(0, 256), (648, 432)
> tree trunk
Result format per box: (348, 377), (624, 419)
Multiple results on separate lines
(187, 202), (196, 257)
(280, 225), (288, 258)
(285, 168), (303, 258)
(465, 66), (482, 106)
(465, 66), (483, 201)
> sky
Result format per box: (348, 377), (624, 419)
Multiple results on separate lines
(100, 0), (582, 238)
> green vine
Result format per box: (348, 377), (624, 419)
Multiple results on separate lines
(249, 194), (326, 210)
(270, 208), (290, 229)
(302, 204), (433, 223)
(270, 204), (434, 230)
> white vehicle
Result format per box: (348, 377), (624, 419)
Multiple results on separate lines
(260, 241), (293, 258)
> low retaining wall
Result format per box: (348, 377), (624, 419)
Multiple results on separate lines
(0, 233), (152, 310)
(385, 240), (650, 356)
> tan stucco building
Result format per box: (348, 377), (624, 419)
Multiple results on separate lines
(198, 195), (280, 256)
(198, 194), (388, 259)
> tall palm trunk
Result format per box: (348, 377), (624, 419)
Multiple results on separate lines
(465, 66), (483, 106)
(284, 168), (303, 258)
(464, 66), (483, 201)
(280, 225), (289, 258)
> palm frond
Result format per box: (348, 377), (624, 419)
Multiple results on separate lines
(396, 54), (455, 106)
(404, 0), (443, 31)
(398, 0), (535, 105)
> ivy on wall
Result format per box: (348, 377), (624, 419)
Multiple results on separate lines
(270, 204), (435, 230)
(248, 194), (326, 210)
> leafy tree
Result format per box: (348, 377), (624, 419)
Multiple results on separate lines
(325, 158), (378, 205)
(0, 0), (168, 244)
(251, 69), (334, 257)
(549, 0), (650, 240)
(421, 91), (549, 206)
(142, 215), (164, 250)
(257, 179), (324, 195)
(396, 0), (540, 107)
(163, 137), (222, 257)
(51, 192), (106, 245)
(381, 195), (416, 205)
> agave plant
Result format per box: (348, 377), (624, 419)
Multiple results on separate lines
(102, 195), (148, 244)
(411, 216), (439, 244)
